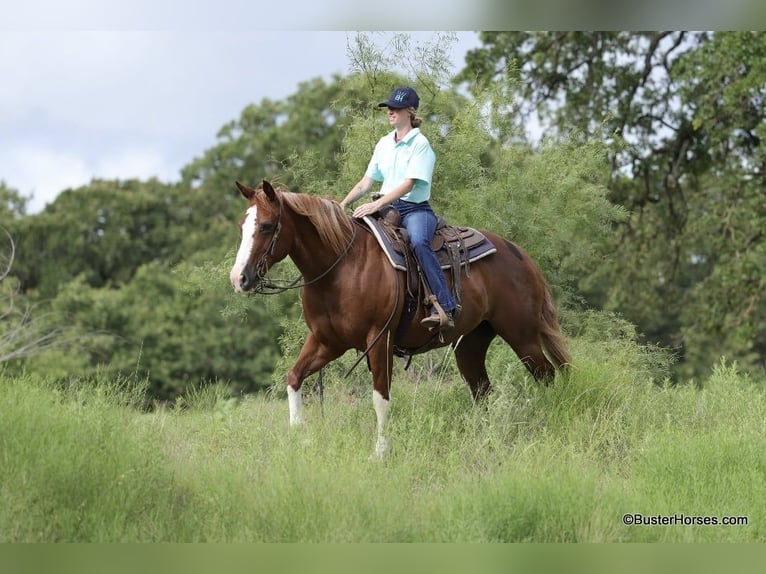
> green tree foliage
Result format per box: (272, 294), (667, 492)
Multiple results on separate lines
(458, 31), (766, 378)
(671, 32), (766, 377)
(179, 75), (381, 201)
(3, 175), (284, 397)
(334, 33), (621, 263)
(18, 260), (289, 399)
(2, 225), (78, 366)
(0, 181), (27, 219)
(7, 178), (227, 298)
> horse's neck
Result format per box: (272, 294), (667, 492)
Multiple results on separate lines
(288, 217), (347, 279)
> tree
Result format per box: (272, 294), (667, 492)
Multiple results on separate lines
(179, 75), (375, 201)
(458, 31), (766, 378)
(0, 181), (27, 220)
(7, 177), (240, 299)
(18, 259), (291, 399)
(5, 172), (295, 398)
(1, 227), (68, 364)
(671, 33), (766, 376)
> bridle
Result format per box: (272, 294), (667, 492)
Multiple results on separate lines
(251, 199), (283, 288)
(249, 196), (358, 295)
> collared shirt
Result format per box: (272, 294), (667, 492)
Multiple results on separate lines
(364, 127), (436, 203)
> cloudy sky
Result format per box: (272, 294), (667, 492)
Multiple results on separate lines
(1, 29), (481, 214)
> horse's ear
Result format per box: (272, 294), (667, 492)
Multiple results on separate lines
(262, 180), (278, 203)
(235, 181), (255, 200)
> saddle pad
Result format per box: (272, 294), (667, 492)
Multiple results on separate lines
(362, 215), (497, 271)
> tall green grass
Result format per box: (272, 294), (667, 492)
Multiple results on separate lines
(1, 330), (764, 541)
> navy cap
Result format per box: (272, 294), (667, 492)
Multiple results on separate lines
(377, 86), (420, 109)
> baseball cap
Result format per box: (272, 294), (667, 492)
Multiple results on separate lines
(377, 86), (420, 109)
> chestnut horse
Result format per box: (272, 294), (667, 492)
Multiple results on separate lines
(230, 180), (570, 458)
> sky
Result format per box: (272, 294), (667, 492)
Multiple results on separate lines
(5, 0), (751, 216)
(0, 30), (482, 214)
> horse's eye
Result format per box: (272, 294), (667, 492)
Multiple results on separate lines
(259, 222), (275, 234)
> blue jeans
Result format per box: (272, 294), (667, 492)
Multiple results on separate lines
(392, 199), (457, 313)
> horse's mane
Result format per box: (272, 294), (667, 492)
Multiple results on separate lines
(279, 191), (354, 256)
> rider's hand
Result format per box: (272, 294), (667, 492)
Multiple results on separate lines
(352, 201), (381, 219)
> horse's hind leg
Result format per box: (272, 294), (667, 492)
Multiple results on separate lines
(493, 323), (556, 384)
(454, 321), (496, 401)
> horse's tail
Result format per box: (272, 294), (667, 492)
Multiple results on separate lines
(540, 282), (572, 370)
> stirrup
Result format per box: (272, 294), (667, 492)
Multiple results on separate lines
(420, 309), (454, 330)
(421, 295), (454, 330)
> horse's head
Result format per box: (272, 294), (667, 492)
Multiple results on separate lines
(230, 180), (289, 293)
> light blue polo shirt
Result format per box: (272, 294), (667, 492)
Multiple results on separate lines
(364, 127), (436, 203)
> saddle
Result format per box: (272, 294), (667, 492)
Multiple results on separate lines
(361, 207), (497, 306)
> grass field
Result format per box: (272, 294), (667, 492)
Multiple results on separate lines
(1, 325), (764, 542)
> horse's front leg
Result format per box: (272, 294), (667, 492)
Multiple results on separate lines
(286, 333), (341, 427)
(368, 336), (395, 459)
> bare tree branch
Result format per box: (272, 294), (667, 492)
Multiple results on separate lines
(0, 226), (14, 281)
(1, 227), (70, 363)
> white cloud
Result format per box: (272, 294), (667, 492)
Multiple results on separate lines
(0, 31), (353, 214)
(4, 146), (91, 214)
(4, 145), (177, 214)
(3, 1), (339, 30)
(0, 31), (351, 142)
(97, 149), (175, 184)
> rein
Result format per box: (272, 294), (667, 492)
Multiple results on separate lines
(251, 211), (359, 295)
(343, 259), (401, 379)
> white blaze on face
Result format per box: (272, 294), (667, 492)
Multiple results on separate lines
(230, 205), (258, 292)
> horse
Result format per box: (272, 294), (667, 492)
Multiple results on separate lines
(229, 180), (570, 458)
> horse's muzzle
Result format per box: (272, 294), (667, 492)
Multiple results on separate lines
(239, 271), (261, 292)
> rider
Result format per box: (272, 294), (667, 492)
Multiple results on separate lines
(340, 86), (457, 330)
